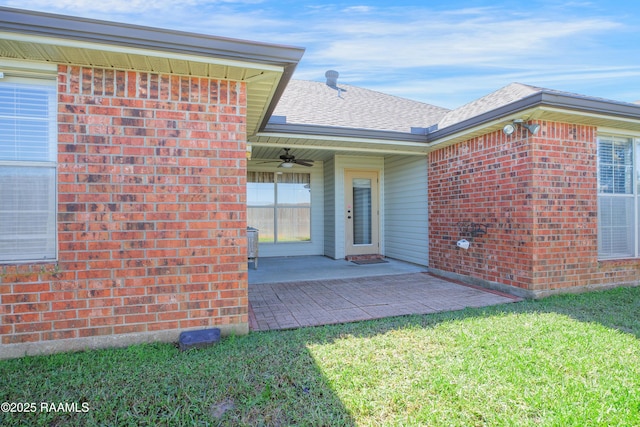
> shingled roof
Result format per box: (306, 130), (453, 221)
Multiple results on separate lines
(268, 79), (640, 140)
(271, 79), (450, 133)
(436, 83), (543, 129)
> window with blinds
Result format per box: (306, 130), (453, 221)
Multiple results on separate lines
(247, 172), (311, 243)
(597, 135), (636, 259)
(0, 81), (57, 263)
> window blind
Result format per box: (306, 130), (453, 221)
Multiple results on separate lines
(0, 82), (56, 262)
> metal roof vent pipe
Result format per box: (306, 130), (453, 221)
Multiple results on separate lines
(325, 70), (346, 98)
(325, 70), (339, 88)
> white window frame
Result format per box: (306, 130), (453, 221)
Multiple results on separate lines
(597, 133), (638, 259)
(247, 171), (312, 244)
(0, 76), (57, 264)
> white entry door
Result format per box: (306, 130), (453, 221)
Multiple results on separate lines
(345, 170), (380, 256)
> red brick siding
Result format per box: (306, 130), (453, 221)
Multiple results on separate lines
(528, 123), (598, 292)
(429, 121), (640, 295)
(429, 127), (537, 290)
(1, 65), (248, 348)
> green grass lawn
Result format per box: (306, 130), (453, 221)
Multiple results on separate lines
(2, 286), (640, 426)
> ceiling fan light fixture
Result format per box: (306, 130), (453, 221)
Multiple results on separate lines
(254, 148), (313, 168)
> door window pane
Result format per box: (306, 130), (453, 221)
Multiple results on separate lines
(353, 178), (372, 245)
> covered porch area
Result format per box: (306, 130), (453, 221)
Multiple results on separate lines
(247, 144), (431, 265)
(248, 256), (520, 331)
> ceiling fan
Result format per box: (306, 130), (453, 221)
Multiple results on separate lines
(261, 148), (314, 168)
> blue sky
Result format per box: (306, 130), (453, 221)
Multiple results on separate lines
(3, 0), (640, 109)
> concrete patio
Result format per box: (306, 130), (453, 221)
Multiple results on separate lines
(248, 257), (520, 331)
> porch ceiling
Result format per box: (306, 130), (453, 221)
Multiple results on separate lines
(250, 139), (430, 163)
(250, 122), (432, 162)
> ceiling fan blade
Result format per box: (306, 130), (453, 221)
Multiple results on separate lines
(294, 160), (314, 167)
(296, 159), (314, 163)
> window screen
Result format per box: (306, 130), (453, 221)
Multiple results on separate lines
(0, 82), (57, 262)
(597, 136), (636, 259)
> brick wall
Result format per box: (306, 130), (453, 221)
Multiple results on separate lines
(1, 65), (248, 357)
(428, 121), (640, 297)
(528, 123), (598, 293)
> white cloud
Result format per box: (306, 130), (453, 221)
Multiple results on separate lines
(341, 5), (373, 14)
(3, 1), (639, 107)
(309, 10), (620, 69)
(355, 65), (640, 109)
(286, 5), (633, 106)
(4, 0), (262, 13)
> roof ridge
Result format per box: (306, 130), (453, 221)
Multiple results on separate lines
(437, 82), (544, 129)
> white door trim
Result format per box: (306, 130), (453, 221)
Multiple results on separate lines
(344, 169), (380, 257)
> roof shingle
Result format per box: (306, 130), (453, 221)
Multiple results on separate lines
(436, 83), (543, 129)
(272, 80), (450, 133)
(271, 80), (640, 136)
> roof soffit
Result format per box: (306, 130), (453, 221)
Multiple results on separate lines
(0, 7), (304, 136)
